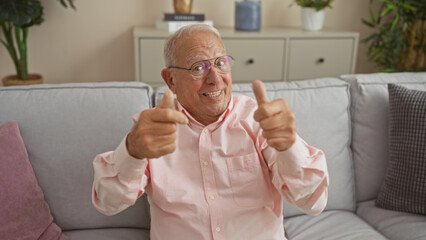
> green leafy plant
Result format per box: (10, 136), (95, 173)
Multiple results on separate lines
(294, 0), (335, 11)
(362, 0), (426, 72)
(0, 0), (75, 80)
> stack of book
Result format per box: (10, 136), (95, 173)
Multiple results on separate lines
(156, 13), (213, 32)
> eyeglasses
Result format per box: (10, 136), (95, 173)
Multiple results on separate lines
(168, 55), (234, 80)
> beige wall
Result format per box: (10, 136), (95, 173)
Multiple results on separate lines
(0, 0), (378, 84)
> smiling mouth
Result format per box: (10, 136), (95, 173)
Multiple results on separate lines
(203, 90), (222, 97)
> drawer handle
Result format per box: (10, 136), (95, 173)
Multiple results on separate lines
(317, 58), (325, 63)
(247, 58), (255, 64)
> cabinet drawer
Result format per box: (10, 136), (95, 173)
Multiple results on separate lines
(138, 38), (166, 84)
(287, 38), (354, 80)
(223, 39), (285, 82)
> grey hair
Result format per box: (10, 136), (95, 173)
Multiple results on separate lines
(163, 24), (224, 67)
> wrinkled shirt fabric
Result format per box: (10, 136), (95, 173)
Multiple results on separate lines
(92, 95), (329, 240)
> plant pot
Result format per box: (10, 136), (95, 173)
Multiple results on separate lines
(301, 7), (325, 31)
(2, 74), (43, 87)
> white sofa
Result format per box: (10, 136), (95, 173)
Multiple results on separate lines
(0, 72), (425, 239)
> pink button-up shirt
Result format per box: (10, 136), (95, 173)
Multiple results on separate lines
(92, 94), (328, 240)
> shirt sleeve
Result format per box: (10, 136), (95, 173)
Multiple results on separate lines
(92, 136), (149, 216)
(262, 134), (329, 216)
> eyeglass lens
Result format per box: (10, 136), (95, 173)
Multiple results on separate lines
(190, 56), (233, 77)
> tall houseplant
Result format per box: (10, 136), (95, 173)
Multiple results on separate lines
(362, 0), (426, 72)
(0, 0), (75, 85)
(293, 0), (335, 31)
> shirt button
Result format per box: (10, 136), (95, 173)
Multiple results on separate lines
(278, 160), (284, 165)
(204, 129), (209, 134)
(215, 227), (221, 232)
(209, 195), (215, 200)
(203, 161), (209, 166)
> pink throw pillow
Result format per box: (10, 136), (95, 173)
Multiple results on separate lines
(0, 121), (68, 239)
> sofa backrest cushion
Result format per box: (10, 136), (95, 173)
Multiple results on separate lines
(156, 78), (355, 217)
(341, 72), (426, 202)
(0, 82), (153, 231)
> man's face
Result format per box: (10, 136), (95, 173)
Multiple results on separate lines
(163, 31), (233, 125)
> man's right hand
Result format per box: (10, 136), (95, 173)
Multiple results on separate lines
(126, 90), (188, 159)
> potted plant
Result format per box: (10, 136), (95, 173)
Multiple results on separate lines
(0, 0), (75, 86)
(362, 0), (425, 72)
(293, 0), (335, 31)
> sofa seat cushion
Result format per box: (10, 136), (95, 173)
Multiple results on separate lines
(357, 200), (426, 240)
(284, 210), (387, 240)
(341, 72), (426, 202)
(0, 82), (153, 231)
(63, 228), (150, 240)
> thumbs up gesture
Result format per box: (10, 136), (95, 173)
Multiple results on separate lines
(253, 80), (296, 152)
(126, 90), (188, 159)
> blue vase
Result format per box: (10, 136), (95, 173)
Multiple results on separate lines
(235, 0), (261, 31)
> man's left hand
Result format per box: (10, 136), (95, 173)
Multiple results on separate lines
(253, 80), (296, 152)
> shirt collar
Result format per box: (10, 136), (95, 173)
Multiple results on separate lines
(175, 96), (234, 130)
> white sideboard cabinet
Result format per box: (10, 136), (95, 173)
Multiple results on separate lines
(133, 27), (359, 86)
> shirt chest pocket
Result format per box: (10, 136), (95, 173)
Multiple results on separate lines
(226, 152), (271, 207)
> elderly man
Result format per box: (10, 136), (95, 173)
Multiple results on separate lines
(92, 24), (328, 240)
